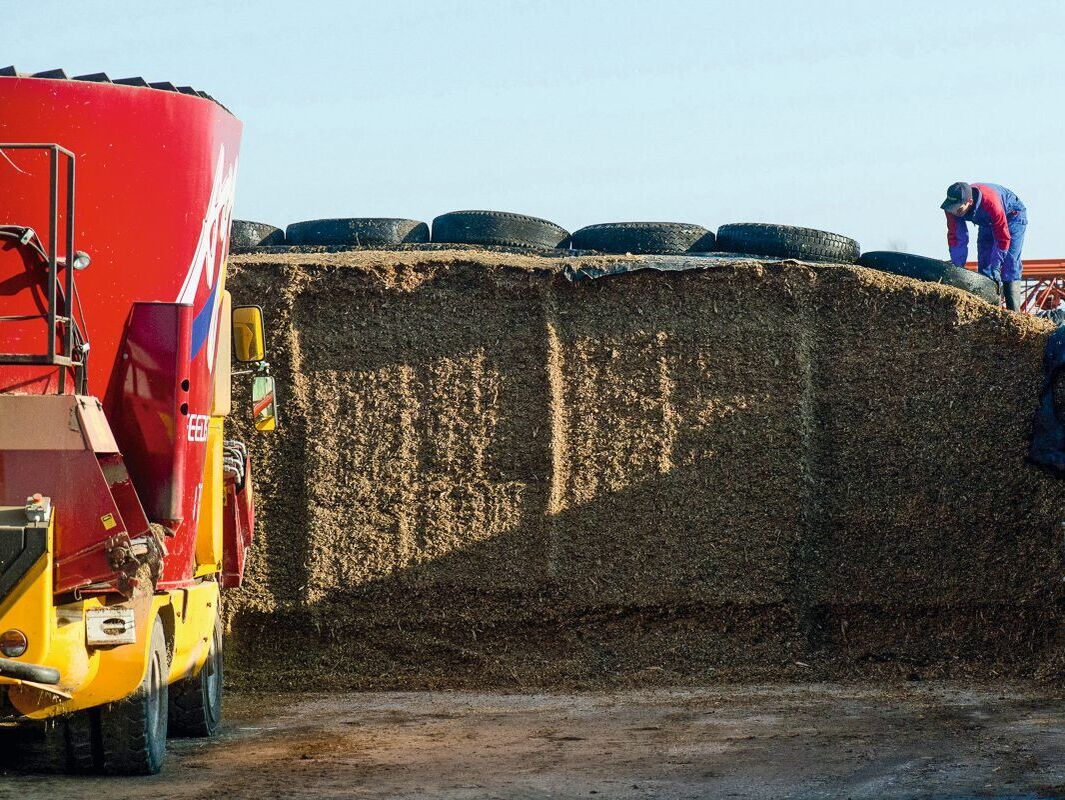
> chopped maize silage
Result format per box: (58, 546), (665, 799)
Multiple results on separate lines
(224, 249), (1065, 689)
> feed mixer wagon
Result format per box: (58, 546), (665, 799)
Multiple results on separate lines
(0, 68), (278, 774)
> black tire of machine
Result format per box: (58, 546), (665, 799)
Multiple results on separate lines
(570, 222), (716, 255)
(431, 210), (570, 249)
(230, 220), (285, 247)
(169, 612), (224, 737)
(96, 617), (169, 775)
(285, 218), (430, 246)
(857, 251), (1000, 305)
(10, 710), (95, 774)
(716, 222), (860, 264)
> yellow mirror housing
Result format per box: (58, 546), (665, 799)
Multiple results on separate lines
(232, 305), (266, 363)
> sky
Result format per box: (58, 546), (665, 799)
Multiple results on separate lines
(7, 1), (1065, 258)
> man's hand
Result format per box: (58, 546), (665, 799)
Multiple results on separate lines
(949, 244), (968, 268)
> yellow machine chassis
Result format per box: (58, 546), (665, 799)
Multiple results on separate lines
(0, 515), (221, 722)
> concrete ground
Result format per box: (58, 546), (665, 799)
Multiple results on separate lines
(2, 684), (1064, 799)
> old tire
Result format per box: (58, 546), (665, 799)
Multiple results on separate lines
(97, 617), (169, 775)
(431, 210), (570, 249)
(231, 220), (285, 247)
(286, 218), (429, 246)
(716, 223), (860, 263)
(570, 222), (715, 254)
(169, 612), (223, 737)
(857, 251), (999, 305)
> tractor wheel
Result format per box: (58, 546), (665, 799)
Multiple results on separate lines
(11, 720), (67, 773)
(857, 251), (999, 305)
(169, 612), (223, 737)
(230, 220), (285, 248)
(716, 222), (860, 263)
(63, 710), (96, 772)
(570, 222), (716, 254)
(286, 218), (430, 246)
(96, 617), (169, 775)
(431, 210), (570, 249)
(8, 709), (95, 773)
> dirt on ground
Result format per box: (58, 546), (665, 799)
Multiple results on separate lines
(3, 685), (1064, 799)
(222, 248), (1065, 689)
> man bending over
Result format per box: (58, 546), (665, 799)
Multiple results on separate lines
(941, 181), (1028, 311)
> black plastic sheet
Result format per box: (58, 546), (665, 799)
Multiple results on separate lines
(1029, 326), (1065, 471)
(562, 253), (794, 282)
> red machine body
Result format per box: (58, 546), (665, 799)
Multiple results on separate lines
(0, 75), (245, 592)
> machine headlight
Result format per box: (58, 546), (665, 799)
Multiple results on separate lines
(0, 629), (28, 658)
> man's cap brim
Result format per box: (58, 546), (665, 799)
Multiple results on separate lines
(941, 199), (964, 212)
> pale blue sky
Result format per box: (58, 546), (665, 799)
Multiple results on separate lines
(9, 1), (1065, 257)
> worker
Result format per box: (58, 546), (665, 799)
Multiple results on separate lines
(941, 182), (1028, 311)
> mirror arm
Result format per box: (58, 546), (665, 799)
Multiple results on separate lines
(232, 361), (272, 378)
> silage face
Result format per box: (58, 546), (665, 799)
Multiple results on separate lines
(223, 251), (1065, 689)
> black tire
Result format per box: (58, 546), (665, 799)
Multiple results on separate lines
(286, 218), (429, 247)
(64, 710), (96, 772)
(9, 711), (96, 773)
(169, 611), (223, 737)
(857, 251), (999, 305)
(11, 723), (67, 774)
(97, 618), (169, 775)
(570, 222), (716, 255)
(230, 220), (285, 247)
(716, 222), (860, 264)
(431, 210), (570, 249)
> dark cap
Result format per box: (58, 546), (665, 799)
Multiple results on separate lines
(940, 181), (972, 213)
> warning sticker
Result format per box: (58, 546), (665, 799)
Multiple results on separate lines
(100, 513), (117, 531)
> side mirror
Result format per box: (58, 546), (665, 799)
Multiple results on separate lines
(233, 305), (266, 363)
(252, 375), (278, 432)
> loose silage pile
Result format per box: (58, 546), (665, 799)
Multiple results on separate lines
(224, 248), (1065, 689)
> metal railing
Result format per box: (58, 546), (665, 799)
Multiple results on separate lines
(0, 143), (85, 393)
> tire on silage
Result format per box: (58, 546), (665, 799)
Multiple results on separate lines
(431, 210), (570, 249)
(231, 220), (285, 247)
(570, 222), (716, 255)
(286, 218), (430, 247)
(716, 222), (860, 263)
(857, 251), (999, 305)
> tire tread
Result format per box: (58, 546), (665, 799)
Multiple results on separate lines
(857, 250), (999, 304)
(286, 218), (429, 247)
(716, 222), (860, 263)
(571, 222), (716, 254)
(96, 619), (169, 775)
(431, 210), (570, 249)
(169, 612), (223, 738)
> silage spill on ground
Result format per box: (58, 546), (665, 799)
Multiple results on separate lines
(4, 685), (1065, 800)
(223, 249), (1065, 689)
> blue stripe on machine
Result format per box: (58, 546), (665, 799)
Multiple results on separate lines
(190, 281), (219, 358)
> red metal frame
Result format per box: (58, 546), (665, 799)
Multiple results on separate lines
(966, 260), (1065, 313)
